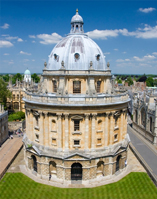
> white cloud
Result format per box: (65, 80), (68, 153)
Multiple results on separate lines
(123, 51), (127, 54)
(3, 53), (9, 55)
(32, 40), (35, 43)
(139, 7), (156, 13)
(5, 36), (18, 40)
(23, 59), (29, 62)
(37, 33), (62, 44)
(29, 35), (36, 38)
(20, 51), (31, 55)
(125, 59), (130, 61)
(116, 59), (124, 62)
(86, 29), (119, 39)
(152, 52), (157, 56)
(32, 59), (35, 61)
(133, 54), (156, 62)
(104, 52), (110, 55)
(1, 23), (9, 29)
(17, 38), (23, 42)
(8, 61), (14, 65)
(0, 40), (13, 48)
(114, 48), (118, 51)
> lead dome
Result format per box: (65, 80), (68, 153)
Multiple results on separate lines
(47, 10), (106, 71)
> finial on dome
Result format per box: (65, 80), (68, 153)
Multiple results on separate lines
(76, 8), (78, 13)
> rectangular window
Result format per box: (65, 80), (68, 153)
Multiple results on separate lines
(73, 81), (81, 93)
(13, 95), (15, 100)
(52, 138), (57, 145)
(114, 134), (118, 141)
(74, 120), (80, 131)
(96, 81), (101, 93)
(74, 140), (80, 145)
(35, 134), (39, 142)
(97, 138), (102, 144)
(52, 80), (57, 92)
(17, 94), (19, 100)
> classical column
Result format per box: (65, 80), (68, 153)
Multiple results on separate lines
(57, 113), (62, 150)
(29, 111), (34, 141)
(109, 113), (113, 145)
(85, 113), (90, 150)
(91, 113), (97, 150)
(39, 111), (44, 145)
(104, 113), (108, 146)
(120, 112), (123, 141)
(43, 112), (49, 146)
(64, 113), (69, 151)
(26, 109), (30, 140)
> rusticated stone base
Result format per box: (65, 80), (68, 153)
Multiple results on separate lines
(24, 147), (128, 181)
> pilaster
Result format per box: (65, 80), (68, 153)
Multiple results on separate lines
(85, 113), (90, 150)
(91, 113), (97, 150)
(57, 113), (62, 150)
(64, 113), (69, 151)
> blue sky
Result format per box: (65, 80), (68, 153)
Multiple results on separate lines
(0, 0), (157, 74)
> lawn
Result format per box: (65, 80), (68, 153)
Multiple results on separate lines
(0, 172), (157, 199)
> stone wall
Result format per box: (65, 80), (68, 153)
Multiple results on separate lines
(133, 122), (156, 144)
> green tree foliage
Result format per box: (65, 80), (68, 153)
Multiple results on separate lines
(146, 77), (154, 87)
(8, 111), (25, 121)
(31, 73), (40, 83)
(0, 78), (11, 107)
(3, 74), (10, 82)
(117, 79), (122, 84)
(12, 73), (23, 84)
(126, 77), (133, 86)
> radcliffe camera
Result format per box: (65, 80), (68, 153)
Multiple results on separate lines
(0, 1), (157, 199)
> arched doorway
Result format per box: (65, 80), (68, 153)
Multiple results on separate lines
(97, 161), (104, 177)
(116, 155), (121, 172)
(71, 163), (82, 181)
(49, 161), (57, 177)
(31, 155), (37, 172)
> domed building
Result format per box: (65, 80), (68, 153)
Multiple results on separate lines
(24, 69), (31, 83)
(23, 10), (130, 183)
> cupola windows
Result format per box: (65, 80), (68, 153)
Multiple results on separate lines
(96, 81), (101, 93)
(74, 53), (80, 60)
(73, 81), (81, 93)
(54, 54), (59, 62)
(96, 54), (100, 61)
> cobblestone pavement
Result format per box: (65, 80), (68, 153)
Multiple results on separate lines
(0, 135), (23, 177)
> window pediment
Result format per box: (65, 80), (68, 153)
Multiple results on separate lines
(71, 115), (83, 120)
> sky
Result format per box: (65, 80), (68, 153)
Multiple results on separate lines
(0, 0), (157, 74)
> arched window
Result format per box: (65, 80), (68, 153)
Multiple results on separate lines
(52, 80), (57, 92)
(73, 81), (81, 93)
(52, 120), (56, 131)
(71, 163), (82, 181)
(96, 81), (101, 93)
(49, 161), (57, 177)
(31, 155), (37, 172)
(98, 120), (102, 131)
(116, 155), (121, 172)
(141, 108), (146, 127)
(97, 161), (104, 177)
(150, 117), (152, 132)
(14, 102), (19, 109)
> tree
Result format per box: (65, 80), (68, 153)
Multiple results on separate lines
(117, 79), (122, 84)
(0, 78), (11, 108)
(126, 77), (133, 86)
(31, 73), (40, 83)
(146, 77), (154, 87)
(3, 74), (9, 82)
(12, 73), (23, 84)
(137, 74), (147, 82)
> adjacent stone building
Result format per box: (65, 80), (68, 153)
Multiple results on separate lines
(23, 10), (130, 183)
(133, 89), (157, 145)
(0, 104), (8, 146)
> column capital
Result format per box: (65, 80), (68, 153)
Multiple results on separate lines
(42, 111), (49, 116)
(85, 113), (90, 118)
(57, 113), (62, 118)
(64, 113), (69, 119)
(92, 113), (97, 118)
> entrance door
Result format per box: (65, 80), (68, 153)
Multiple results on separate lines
(71, 163), (82, 180)
(32, 155), (37, 172)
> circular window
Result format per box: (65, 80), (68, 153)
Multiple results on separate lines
(74, 53), (80, 60)
(96, 54), (100, 61)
